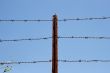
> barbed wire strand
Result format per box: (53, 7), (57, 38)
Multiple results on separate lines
(0, 36), (110, 42)
(0, 19), (52, 22)
(59, 36), (110, 39)
(0, 60), (110, 65)
(0, 17), (110, 22)
(0, 37), (51, 42)
(59, 17), (110, 21)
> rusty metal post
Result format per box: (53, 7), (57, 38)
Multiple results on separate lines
(52, 15), (58, 73)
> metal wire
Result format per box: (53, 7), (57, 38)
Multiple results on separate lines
(58, 60), (110, 62)
(0, 36), (110, 43)
(58, 36), (110, 39)
(0, 59), (110, 65)
(0, 60), (51, 64)
(0, 17), (110, 22)
(59, 17), (110, 21)
(0, 19), (52, 22)
(0, 37), (51, 42)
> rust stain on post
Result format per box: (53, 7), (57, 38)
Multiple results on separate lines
(52, 15), (58, 73)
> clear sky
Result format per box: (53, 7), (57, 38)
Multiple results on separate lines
(0, 0), (110, 73)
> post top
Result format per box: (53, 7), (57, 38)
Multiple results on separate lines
(53, 14), (57, 17)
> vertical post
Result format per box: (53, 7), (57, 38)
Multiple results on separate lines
(52, 15), (58, 73)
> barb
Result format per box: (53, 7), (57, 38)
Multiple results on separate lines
(0, 36), (110, 43)
(0, 59), (110, 65)
(59, 16), (110, 21)
(0, 17), (110, 22)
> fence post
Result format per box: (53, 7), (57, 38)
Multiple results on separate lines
(52, 15), (58, 73)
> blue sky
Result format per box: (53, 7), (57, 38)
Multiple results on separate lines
(0, 0), (110, 73)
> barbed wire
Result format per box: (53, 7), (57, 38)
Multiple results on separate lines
(59, 16), (110, 21)
(0, 59), (110, 65)
(59, 36), (110, 39)
(58, 59), (110, 62)
(0, 19), (52, 22)
(0, 36), (110, 43)
(0, 37), (51, 42)
(0, 16), (110, 22)
(0, 60), (51, 64)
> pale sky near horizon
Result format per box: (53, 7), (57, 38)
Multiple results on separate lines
(0, 0), (110, 73)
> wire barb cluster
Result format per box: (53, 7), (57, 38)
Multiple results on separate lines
(0, 17), (110, 22)
(0, 59), (110, 65)
(0, 36), (110, 43)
